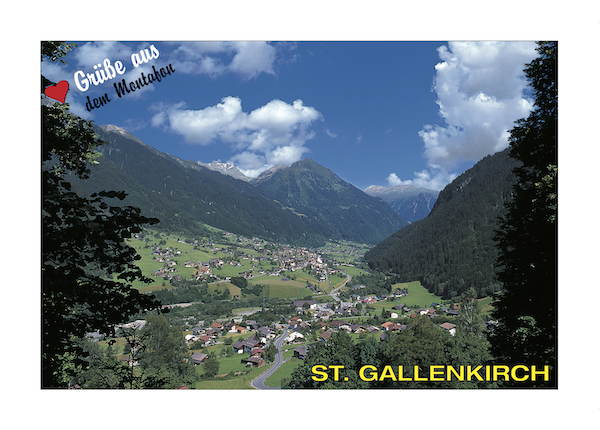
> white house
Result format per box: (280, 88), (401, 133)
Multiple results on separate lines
(285, 332), (305, 343)
(440, 322), (457, 336)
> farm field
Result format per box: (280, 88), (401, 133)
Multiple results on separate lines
(248, 272), (315, 298)
(125, 232), (262, 291)
(207, 282), (242, 299)
(389, 281), (442, 308)
(478, 296), (494, 315)
(340, 265), (368, 278)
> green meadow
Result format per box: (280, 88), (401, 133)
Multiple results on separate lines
(248, 275), (313, 298)
(370, 281), (442, 309)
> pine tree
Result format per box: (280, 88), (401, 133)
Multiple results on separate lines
(491, 42), (557, 387)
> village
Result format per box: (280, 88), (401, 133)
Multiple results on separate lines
(110, 230), (472, 384)
(150, 292), (462, 370)
(143, 231), (336, 286)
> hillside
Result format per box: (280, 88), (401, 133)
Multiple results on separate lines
(71, 125), (408, 247)
(71, 125), (324, 246)
(365, 148), (520, 299)
(253, 158), (409, 245)
(364, 184), (438, 222)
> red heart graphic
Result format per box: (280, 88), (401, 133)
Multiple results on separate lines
(44, 80), (69, 104)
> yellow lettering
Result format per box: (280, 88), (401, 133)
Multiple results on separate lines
(329, 365), (344, 381)
(467, 365), (484, 381)
(397, 365), (412, 381)
(414, 365), (428, 381)
(511, 365), (530, 382)
(430, 365), (445, 381)
(530, 365), (550, 382)
(493, 365), (510, 381)
(378, 365), (397, 381)
(447, 365), (465, 381)
(311, 365), (328, 381)
(359, 365), (378, 382)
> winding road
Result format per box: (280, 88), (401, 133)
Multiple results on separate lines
(330, 271), (351, 303)
(250, 271), (353, 389)
(250, 328), (289, 389)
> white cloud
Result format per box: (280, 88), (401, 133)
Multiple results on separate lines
(229, 42), (276, 79)
(386, 168), (456, 191)
(396, 41), (538, 191)
(420, 41), (537, 170)
(410, 167), (457, 191)
(387, 173), (412, 187)
(72, 41), (134, 68)
(151, 96), (322, 177)
(168, 41), (277, 80)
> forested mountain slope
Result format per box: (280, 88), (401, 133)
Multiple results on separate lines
(253, 158), (410, 245)
(71, 125), (323, 245)
(72, 125), (407, 246)
(365, 148), (520, 299)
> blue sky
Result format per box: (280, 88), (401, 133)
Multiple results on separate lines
(42, 41), (538, 191)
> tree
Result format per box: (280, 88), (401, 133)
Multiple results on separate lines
(381, 316), (448, 388)
(74, 337), (131, 389)
(285, 331), (369, 389)
(491, 41), (557, 387)
(264, 343), (278, 362)
(137, 314), (198, 388)
(444, 331), (497, 388)
(456, 287), (485, 335)
(203, 357), (220, 378)
(42, 42), (162, 387)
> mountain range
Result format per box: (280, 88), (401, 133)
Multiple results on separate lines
(181, 150), (438, 223)
(63, 122), (520, 299)
(71, 125), (409, 246)
(363, 184), (438, 222)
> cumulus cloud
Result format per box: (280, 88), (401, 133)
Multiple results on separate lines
(151, 96), (322, 176)
(419, 41), (538, 171)
(386, 167), (456, 191)
(386, 173), (411, 187)
(72, 41), (134, 68)
(388, 41), (538, 191)
(168, 41), (277, 80)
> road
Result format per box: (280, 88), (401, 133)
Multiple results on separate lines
(250, 272), (352, 389)
(250, 328), (289, 389)
(330, 271), (352, 303)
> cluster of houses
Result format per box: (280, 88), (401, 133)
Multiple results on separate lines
(184, 320), (252, 346)
(291, 297), (455, 321)
(143, 231), (341, 286)
(283, 314), (458, 362)
(184, 319), (279, 368)
(287, 321), (457, 362)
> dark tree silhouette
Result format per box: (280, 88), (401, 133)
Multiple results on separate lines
(491, 41), (557, 387)
(41, 42), (162, 387)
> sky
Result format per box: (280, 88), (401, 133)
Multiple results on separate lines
(42, 41), (539, 191)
